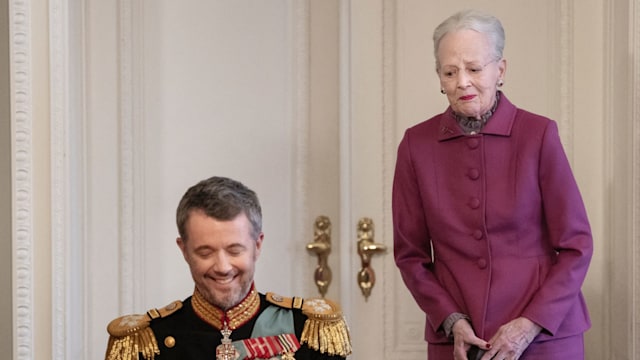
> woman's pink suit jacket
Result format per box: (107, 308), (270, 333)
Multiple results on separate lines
(392, 93), (593, 344)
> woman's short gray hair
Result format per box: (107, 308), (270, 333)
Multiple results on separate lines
(433, 9), (505, 71)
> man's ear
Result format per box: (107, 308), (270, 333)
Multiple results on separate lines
(255, 232), (264, 258)
(176, 237), (188, 261)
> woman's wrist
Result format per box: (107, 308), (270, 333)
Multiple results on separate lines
(443, 312), (470, 338)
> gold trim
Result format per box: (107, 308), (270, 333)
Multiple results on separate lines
(147, 308), (160, 320)
(107, 314), (151, 337)
(192, 286), (260, 330)
(302, 298), (342, 321)
(300, 315), (352, 357)
(157, 300), (183, 317)
(105, 300), (182, 360)
(300, 298), (352, 357)
(266, 292), (294, 308)
(105, 326), (160, 360)
(293, 297), (303, 310)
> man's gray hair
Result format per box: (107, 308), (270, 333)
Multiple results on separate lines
(176, 176), (262, 241)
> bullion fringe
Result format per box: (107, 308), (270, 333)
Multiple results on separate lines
(105, 301), (182, 360)
(300, 316), (352, 357)
(105, 326), (160, 360)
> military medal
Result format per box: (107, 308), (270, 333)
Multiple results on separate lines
(216, 322), (239, 360)
(278, 334), (297, 360)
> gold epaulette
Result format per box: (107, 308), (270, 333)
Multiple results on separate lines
(266, 293), (352, 357)
(104, 300), (182, 360)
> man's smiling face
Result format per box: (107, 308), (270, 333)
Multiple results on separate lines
(177, 209), (263, 310)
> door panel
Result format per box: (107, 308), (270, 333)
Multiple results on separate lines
(346, 1), (605, 359)
(85, 1), (319, 358)
(140, 0), (300, 305)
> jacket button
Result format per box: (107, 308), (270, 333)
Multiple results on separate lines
(164, 336), (176, 348)
(467, 138), (480, 149)
(477, 258), (487, 269)
(467, 168), (480, 180)
(473, 230), (483, 240)
(468, 197), (480, 209)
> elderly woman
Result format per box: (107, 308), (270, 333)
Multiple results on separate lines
(392, 9), (593, 360)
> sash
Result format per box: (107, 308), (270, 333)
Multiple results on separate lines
(231, 305), (301, 360)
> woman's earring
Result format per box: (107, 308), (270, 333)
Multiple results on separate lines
(498, 80), (504, 87)
(440, 88), (446, 94)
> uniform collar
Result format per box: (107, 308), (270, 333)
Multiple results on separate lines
(191, 284), (260, 330)
(437, 91), (517, 141)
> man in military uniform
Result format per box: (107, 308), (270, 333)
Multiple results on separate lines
(105, 176), (351, 360)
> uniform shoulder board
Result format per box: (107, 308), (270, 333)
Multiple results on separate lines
(265, 292), (305, 310)
(105, 300), (182, 360)
(266, 294), (352, 357)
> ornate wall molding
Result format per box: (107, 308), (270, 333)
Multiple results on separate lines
(558, 0), (574, 161)
(337, 0), (354, 319)
(290, 0), (313, 296)
(49, 0), (88, 358)
(379, 0), (433, 356)
(49, 0), (71, 359)
(603, 0), (639, 358)
(117, 0), (135, 314)
(632, 0), (640, 355)
(117, 0), (146, 314)
(381, 0), (404, 357)
(9, 0), (34, 358)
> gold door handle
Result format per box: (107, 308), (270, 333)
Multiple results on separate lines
(306, 215), (332, 297)
(356, 217), (387, 300)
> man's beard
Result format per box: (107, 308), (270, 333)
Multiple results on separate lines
(199, 278), (252, 310)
